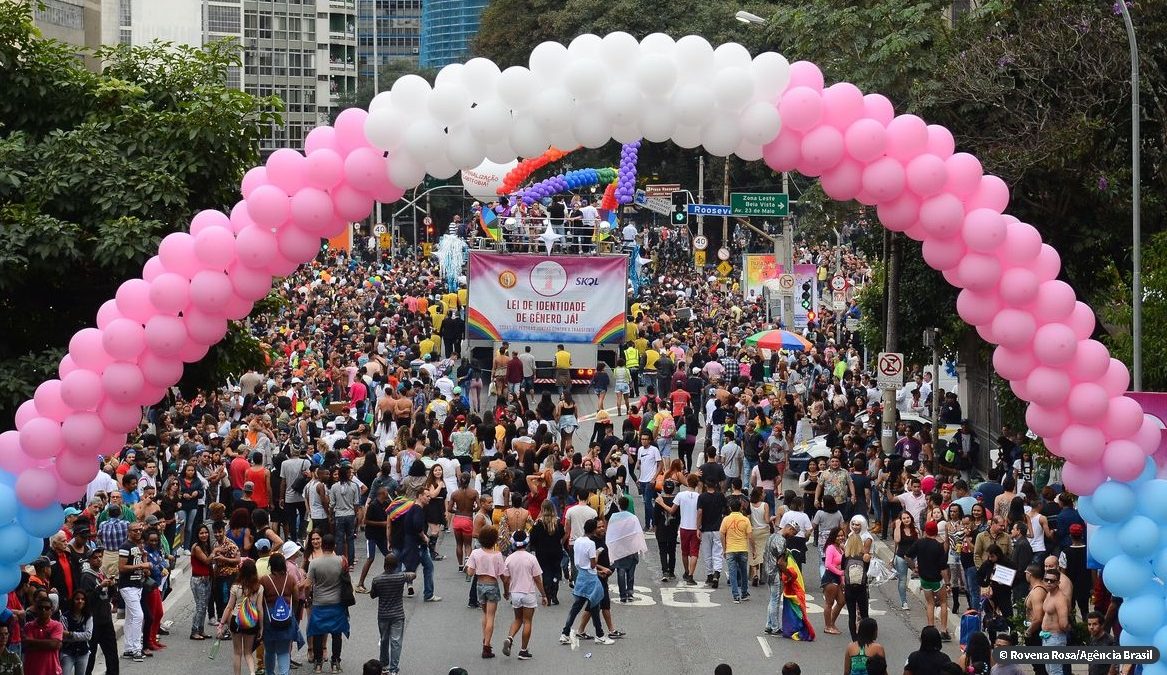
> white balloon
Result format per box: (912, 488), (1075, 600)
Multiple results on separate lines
(428, 83), (471, 124)
(572, 108), (612, 148)
(461, 58), (501, 100)
(713, 66), (755, 111)
(547, 125), (578, 152)
(467, 99), (512, 143)
(365, 106), (412, 150)
(426, 152), (459, 180)
(532, 88), (574, 130)
(564, 58), (605, 99)
(368, 91), (395, 113)
(672, 83), (714, 126)
(601, 32), (641, 71)
(714, 42), (753, 70)
(446, 125), (487, 170)
(388, 152), (426, 188)
(752, 52), (792, 102)
(635, 54), (678, 98)
(739, 100), (782, 145)
(672, 124), (702, 149)
(640, 99), (675, 142)
(603, 79), (643, 125)
(403, 118), (447, 158)
(509, 116), (550, 158)
(389, 74), (432, 112)
(735, 140), (764, 162)
(435, 63), (464, 87)
(497, 66), (537, 109)
(568, 34), (603, 60)
(674, 35), (714, 72)
(611, 121), (643, 145)
(461, 158), (517, 200)
(484, 139), (517, 165)
(529, 41), (569, 80)
(701, 116), (741, 157)
(640, 33), (676, 54)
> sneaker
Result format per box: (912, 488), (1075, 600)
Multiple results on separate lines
(941, 632), (952, 642)
(741, 594), (751, 601)
(481, 645), (495, 659)
(733, 598), (741, 604)
(711, 575), (720, 589)
(659, 575), (670, 583)
(558, 634), (571, 646)
(502, 636), (513, 657)
(424, 596), (442, 603)
(467, 602), (480, 609)
(574, 632), (594, 641)
(132, 652), (145, 663)
(594, 636), (616, 646)
(608, 630), (625, 639)
(901, 602), (910, 610)
(313, 665), (323, 674)
(330, 663), (342, 673)
(763, 627), (776, 635)
(517, 650), (533, 660)
(685, 576), (697, 586)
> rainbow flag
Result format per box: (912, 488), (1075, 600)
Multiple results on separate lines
(479, 207), (501, 241)
(387, 498), (416, 522)
(781, 552), (815, 641)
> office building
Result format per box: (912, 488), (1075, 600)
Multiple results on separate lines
(356, 0), (420, 82)
(418, 0), (487, 69)
(25, 0), (103, 69)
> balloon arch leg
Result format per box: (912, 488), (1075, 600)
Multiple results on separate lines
(2, 32), (1164, 661)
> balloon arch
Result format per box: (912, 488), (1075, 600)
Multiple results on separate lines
(3, 32), (1165, 656)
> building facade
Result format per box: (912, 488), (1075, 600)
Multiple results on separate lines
(417, 0), (487, 69)
(356, 0), (420, 82)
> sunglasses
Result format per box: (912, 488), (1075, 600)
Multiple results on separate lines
(1043, 578), (1059, 584)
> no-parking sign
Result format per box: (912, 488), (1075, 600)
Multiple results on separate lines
(877, 352), (904, 391)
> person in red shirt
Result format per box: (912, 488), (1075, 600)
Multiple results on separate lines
(243, 453), (272, 510)
(22, 597), (62, 675)
(669, 387), (691, 419)
(228, 450), (250, 503)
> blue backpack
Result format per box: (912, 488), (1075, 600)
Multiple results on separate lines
(267, 576), (293, 630)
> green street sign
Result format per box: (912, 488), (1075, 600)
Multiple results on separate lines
(731, 192), (789, 217)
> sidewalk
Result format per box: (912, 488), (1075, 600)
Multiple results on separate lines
(95, 554), (193, 675)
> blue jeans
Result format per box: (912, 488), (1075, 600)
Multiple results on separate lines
(378, 618), (404, 673)
(182, 507), (201, 550)
(743, 458), (756, 490)
(614, 555), (638, 601)
(964, 566), (981, 612)
(894, 556), (910, 606)
(656, 436), (671, 459)
(334, 515), (357, 564)
(727, 551), (749, 600)
(419, 547), (435, 600)
(1042, 631), (1071, 675)
(640, 482), (656, 526)
(766, 582), (782, 632)
(264, 641), (291, 675)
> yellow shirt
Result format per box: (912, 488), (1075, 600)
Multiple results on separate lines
(418, 337), (435, 357)
(442, 292), (459, 310)
(630, 303), (642, 320)
(554, 350), (571, 369)
(458, 288), (468, 307)
(634, 337), (648, 354)
(644, 349), (660, 372)
(625, 322), (638, 343)
(428, 305), (445, 332)
(720, 512), (752, 553)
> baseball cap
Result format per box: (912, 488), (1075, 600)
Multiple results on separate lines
(924, 521), (939, 536)
(32, 556), (51, 569)
(145, 515), (160, 526)
(255, 538), (272, 552)
(1069, 523), (1085, 537)
(63, 507), (82, 517)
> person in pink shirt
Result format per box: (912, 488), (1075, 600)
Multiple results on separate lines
(465, 526), (508, 659)
(501, 531), (546, 660)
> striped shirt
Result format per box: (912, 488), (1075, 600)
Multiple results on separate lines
(97, 518), (129, 552)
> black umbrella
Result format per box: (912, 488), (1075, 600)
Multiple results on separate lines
(573, 470), (607, 494)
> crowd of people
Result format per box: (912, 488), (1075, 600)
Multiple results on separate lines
(4, 209), (1133, 675)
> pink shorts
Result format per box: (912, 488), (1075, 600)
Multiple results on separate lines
(452, 515), (473, 536)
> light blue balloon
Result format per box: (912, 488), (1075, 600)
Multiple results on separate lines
(17, 503), (64, 539)
(1078, 494), (1102, 524)
(1105, 554), (1154, 597)
(0, 484), (16, 526)
(0, 524), (27, 564)
(1090, 525), (1123, 566)
(0, 565), (19, 595)
(16, 533), (42, 565)
(1120, 594), (1167, 636)
(1094, 481), (1137, 523)
(1121, 516), (1162, 558)
(0, 471), (14, 488)
(1143, 662), (1167, 675)
(1120, 628), (1151, 647)
(1135, 457), (1158, 484)
(1139, 480), (1167, 521)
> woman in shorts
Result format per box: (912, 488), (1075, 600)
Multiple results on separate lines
(612, 358), (632, 416)
(466, 525), (506, 659)
(591, 363), (611, 413)
(449, 473), (480, 572)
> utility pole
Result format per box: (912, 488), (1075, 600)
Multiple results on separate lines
(778, 171), (794, 328)
(369, 0), (383, 235)
(834, 227), (843, 346)
(722, 157), (730, 245)
(697, 155), (705, 237)
(880, 233), (901, 455)
(926, 328), (941, 426)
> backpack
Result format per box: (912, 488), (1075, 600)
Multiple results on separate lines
(658, 415), (676, 439)
(844, 556), (866, 588)
(267, 577), (293, 630)
(290, 459), (312, 493)
(234, 587), (261, 630)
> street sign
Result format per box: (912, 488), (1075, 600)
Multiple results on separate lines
(716, 261), (733, 277)
(378, 233), (392, 249)
(730, 192), (790, 218)
(372, 223), (387, 236)
(692, 235), (708, 251)
(633, 189), (647, 205)
(423, 216), (433, 227)
(845, 317), (860, 332)
(830, 274), (847, 292)
(877, 352), (904, 391)
(645, 183), (681, 198)
(687, 203), (733, 217)
(778, 273), (796, 295)
(694, 250), (706, 267)
(641, 196), (673, 216)
(832, 289), (847, 311)
(717, 247), (731, 261)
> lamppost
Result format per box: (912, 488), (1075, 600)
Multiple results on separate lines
(735, 10), (766, 24)
(1116, 0), (1142, 391)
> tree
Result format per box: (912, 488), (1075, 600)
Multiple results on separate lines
(0, 3), (282, 421)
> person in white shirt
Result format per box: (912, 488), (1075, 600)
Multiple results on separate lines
(634, 433), (663, 529)
(674, 476), (701, 585)
(621, 222), (638, 248)
(86, 466), (118, 504)
(434, 374), (455, 400)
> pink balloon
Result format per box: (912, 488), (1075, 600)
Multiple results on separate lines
(136, 382), (168, 407)
(925, 124), (955, 158)
(221, 293), (255, 320)
(903, 222), (928, 242)
(158, 232), (202, 278)
(61, 411), (106, 454)
(884, 115), (929, 163)
(148, 272), (191, 315)
(189, 270), (235, 314)
(229, 200), (256, 234)
(1008, 375), (1030, 401)
(97, 399), (143, 434)
(304, 126), (340, 155)
(955, 288), (1001, 326)
(843, 118), (887, 163)
(1026, 366), (1072, 408)
(178, 340), (211, 364)
(277, 225), (323, 263)
(247, 184), (292, 229)
(334, 108), (371, 153)
(240, 166), (269, 200)
(920, 236), (966, 271)
(965, 175), (1010, 212)
(33, 380), (71, 423)
(55, 453), (101, 487)
(821, 82), (865, 129)
(69, 328), (114, 372)
(95, 300), (122, 330)
(139, 350), (183, 387)
(15, 469), (59, 510)
(918, 194), (964, 239)
(1057, 424), (1107, 464)
(1031, 281), (1076, 323)
(228, 263), (275, 302)
(101, 362), (144, 404)
(265, 249), (300, 278)
(861, 94), (894, 125)
(990, 308), (1036, 349)
(0, 432), (24, 475)
(1032, 323), (1078, 366)
(1000, 221), (1043, 265)
(962, 209), (1007, 253)
(860, 157), (906, 203)
(954, 253), (1001, 292)
(235, 226), (279, 269)
(1104, 395), (1144, 439)
(290, 188), (337, 235)
(921, 475), (936, 494)
(193, 225), (238, 271)
(266, 149), (310, 195)
(332, 184), (376, 222)
(1071, 340), (1112, 383)
(305, 149), (345, 191)
(183, 308), (229, 345)
(1032, 245), (1061, 282)
(1066, 382), (1110, 425)
(943, 153), (983, 198)
(1027, 402), (1069, 438)
(143, 315), (188, 357)
(786, 61), (824, 91)
(141, 256), (166, 283)
(1134, 414), (1164, 456)
(992, 345), (1037, 382)
(799, 125), (845, 174)
(778, 87), (824, 132)
(344, 147), (388, 193)
(1068, 302), (1096, 341)
(762, 130), (804, 173)
(1061, 461), (1105, 496)
(20, 417), (62, 459)
(998, 267), (1040, 307)
(115, 279), (156, 323)
(101, 318), (146, 362)
(1103, 440), (1145, 482)
(55, 475), (89, 504)
(905, 154), (948, 198)
(875, 193), (920, 233)
(189, 209), (231, 237)
(60, 369), (104, 411)
(820, 158), (864, 201)
(57, 355), (77, 379)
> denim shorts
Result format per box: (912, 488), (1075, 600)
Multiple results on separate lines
(477, 581), (502, 605)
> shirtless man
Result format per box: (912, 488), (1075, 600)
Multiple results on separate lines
(1023, 564), (1049, 675)
(449, 473), (480, 571)
(1044, 555), (1073, 603)
(1041, 567), (1072, 675)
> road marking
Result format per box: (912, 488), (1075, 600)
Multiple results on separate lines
(659, 586), (720, 607)
(756, 635), (772, 658)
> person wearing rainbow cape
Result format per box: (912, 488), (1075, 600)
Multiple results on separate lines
(762, 522), (815, 641)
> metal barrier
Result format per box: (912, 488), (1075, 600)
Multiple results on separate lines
(468, 216), (629, 254)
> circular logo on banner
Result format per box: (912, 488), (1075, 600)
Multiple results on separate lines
(497, 270), (517, 289)
(529, 261), (568, 297)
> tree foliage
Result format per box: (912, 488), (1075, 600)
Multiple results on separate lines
(0, 3), (282, 420)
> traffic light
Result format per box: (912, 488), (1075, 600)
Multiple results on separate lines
(671, 190), (688, 226)
(806, 310), (817, 323)
(426, 222), (435, 239)
(800, 281), (812, 310)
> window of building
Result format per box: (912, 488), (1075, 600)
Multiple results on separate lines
(206, 5), (241, 34)
(35, 0), (84, 30)
(119, 0), (131, 27)
(119, 28), (131, 44)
